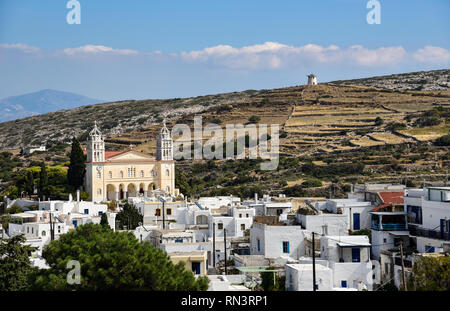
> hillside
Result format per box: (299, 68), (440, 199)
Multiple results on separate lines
(331, 69), (450, 91)
(0, 69), (448, 156)
(0, 89), (102, 122)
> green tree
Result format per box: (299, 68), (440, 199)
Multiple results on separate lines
(0, 235), (37, 291)
(67, 137), (86, 190)
(409, 256), (450, 291)
(31, 224), (209, 290)
(25, 170), (34, 197)
(100, 213), (109, 228)
(261, 267), (285, 291)
(374, 117), (384, 126)
(38, 162), (48, 200)
(116, 202), (143, 230)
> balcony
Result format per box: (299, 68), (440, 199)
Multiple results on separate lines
(370, 212), (408, 231)
(371, 223), (407, 231)
(408, 224), (450, 241)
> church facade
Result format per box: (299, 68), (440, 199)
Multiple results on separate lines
(84, 122), (177, 203)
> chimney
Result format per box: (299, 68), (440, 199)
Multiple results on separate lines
(77, 190), (80, 202)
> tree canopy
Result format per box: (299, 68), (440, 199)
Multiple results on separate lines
(31, 224), (209, 291)
(409, 255), (450, 291)
(0, 235), (37, 291)
(116, 202), (143, 230)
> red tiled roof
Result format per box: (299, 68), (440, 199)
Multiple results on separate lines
(370, 203), (392, 213)
(379, 192), (404, 204)
(83, 149), (151, 162)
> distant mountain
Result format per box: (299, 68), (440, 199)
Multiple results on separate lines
(0, 89), (102, 122)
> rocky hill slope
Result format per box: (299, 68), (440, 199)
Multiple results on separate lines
(0, 69), (448, 155)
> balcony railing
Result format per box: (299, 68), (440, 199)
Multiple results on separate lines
(371, 223), (407, 231)
(408, 224), (450, 241)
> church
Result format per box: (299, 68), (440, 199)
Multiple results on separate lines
(84, 121), (178, 203)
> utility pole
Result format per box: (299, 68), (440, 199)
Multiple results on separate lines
(162, 200), (165, 229)
(212, 222), (216, 268)
(400, 242), (407, 291)
(49, 211), (55, 241)
(224, 228), (227, 275)
(312, 232), (317, 291)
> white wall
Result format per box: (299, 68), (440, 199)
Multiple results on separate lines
(298, 214), (348, 236)
(250, 222), (305, 259)
(286, 264), (333, 291)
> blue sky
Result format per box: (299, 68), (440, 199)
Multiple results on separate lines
(0, 0), (449, 101)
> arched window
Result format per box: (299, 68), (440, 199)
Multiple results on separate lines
(97, 171), (101, 179)
(166, 186), (170, 193)
(42, 231), (46, 236)
(140, 170), (144, 177)
(120, 171), (124, 178)
(166, 169), (170, 176)
(108, 171), (112, 179)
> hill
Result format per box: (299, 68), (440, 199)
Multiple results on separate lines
(0, 69), (448, 155)
(0, 89), (102, 122)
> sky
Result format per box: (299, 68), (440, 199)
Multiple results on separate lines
(0, 0), (449, 101)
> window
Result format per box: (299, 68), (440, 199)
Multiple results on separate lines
(84, 209), (89, 214)
(166, 208), (172, 215)
(42, 231), (46, 236)
(341, 280), (347, 288)
(239, 214), (242, 218)
(383, 238), (387, 243)
(166, 186), (170, 193)
(155, 209), (161, 216)
(218, 223), (223, 230)
(97, 188), (102, 195)
(98, 211), (103, 216)
(166, 169), (170, 176)
(31, 227), (34, 234)
(241, 224), (245, 231)
(120, 171), (124, 178)
(322, 225), (328, 235)
(97, 171), (101, 179)
(282, 241), (290, 253)
(175, 239), (183, 243)
(140, 170), (144, 177)
(27, 227), (29, 234)
(108, 171), (112, 179)
(257, 239), (261, 252)
(246, 214), (249, 218)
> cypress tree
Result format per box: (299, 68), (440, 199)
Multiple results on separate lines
(68, 137), (86, 190)
(25, 170), (34, 197)
(100, 213), (109, 228)
(38, 162), (48, 200)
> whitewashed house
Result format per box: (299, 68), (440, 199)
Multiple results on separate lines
(319, 235), (373, 290)
(250, 217), (306, 260)
(406, 187), (450, 253)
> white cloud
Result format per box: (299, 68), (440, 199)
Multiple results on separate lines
(62, 45), (138, 56)
(0, 43), (40, 53)
(180, 42), (411, 70)
(413, 46), (450, 63)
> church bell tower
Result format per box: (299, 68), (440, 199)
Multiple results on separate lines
(156, 120), (173, 161)
(87, 121), (105, 163)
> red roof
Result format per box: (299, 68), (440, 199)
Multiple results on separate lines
(378, 192), (404, 205)
(370, 203), (392, 213)
(83, 149), (147, 162)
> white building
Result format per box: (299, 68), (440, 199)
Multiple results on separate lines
(298, 213), (348, 236)
(250, 218), (306, 260)
(307, 74), (317, 85)
(320, 235), (373, 290)
(24, 145), (46, 155)
(313, 198), (375, 231)
(406, 187), (450, 253)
